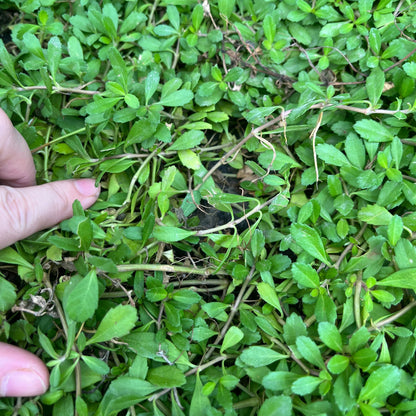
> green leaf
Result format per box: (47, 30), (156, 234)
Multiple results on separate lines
(153, 226), (196, 242)
(82, 355), (110, 375)
(378, 268), (416, 289)
(251, 229), (265, 258)
(202, 302), (228, 321)
(358, 205), (393, 225)
(86, 304), (137, 345)
(349, 327), (371, 353)
(244, 106), (278, 125)
(47, 36), (61, 80)
(126, 119), (158, 146)
(316, 144), (351, 167)
(124, 94), (140, 108)
(257, 282), (283, 315)
(64, 270), (99, 322)
(77, 218), (93, 251)
(353, 120), (394, 142)
(258, 150), (301, 170)
(263, 15), (276, 44)
(0, 39), (18, 81)
(318, 322), (343, 352)
(191, 327), (218, 342)
(171, 289), (201, 308)
(86, 97), (121, 114)
(258, 396), (292, 416)
(315, 293), (337, 324)
(146, 287), (167, 302)
(220, 326), (244, 353)
(23, 32), (45, 60)
(218, 0), (235, 18)
(359, 403), (383, 416)
(290, 223), (331, 265)
(359, 365), (401, 404)
(352, 348), (377, 368)
(99, 376), (158, 416)
(403, 62), (416, 79)
(327, 355), (349, 374)
(291, 263), (320, 289)
(178, 149), (201, 170)
(0, 276), (16, 312)
(88, 256), (118, 274)
(366, 67), (385, 107)
(296, 336), (325, 368)
(291, 376), (322, 395)
(387, 215), (403, 246)
(147, 366), (186, 388)
(167, 130), (204, 151)
(283, 313), (307, 345)
(262, 371), (301, 392)
(154, 24), (178, 37)
(240, 346), (288, 367)
(190, 373), (211, 415)
(0, 247), (34, 269)
(288, 22), (312, 45)
(145, 70), (160, 104)
(159, 89), (194, 107)
(345, 134), (366, 169)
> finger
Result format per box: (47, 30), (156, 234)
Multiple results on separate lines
(0, 342), (49, 397)
(0, 178), (100, 249)
(0, 109), (36, 187)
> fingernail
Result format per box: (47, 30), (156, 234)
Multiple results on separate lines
(0, 369), (47, 397)
(74, 179), (100, 196)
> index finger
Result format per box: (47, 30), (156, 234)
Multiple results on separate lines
(0, 109), (36, 187)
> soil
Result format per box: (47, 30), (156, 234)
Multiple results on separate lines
(0, 10), (14, 44)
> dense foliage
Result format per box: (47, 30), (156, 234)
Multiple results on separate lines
(2, 0), (416, 414)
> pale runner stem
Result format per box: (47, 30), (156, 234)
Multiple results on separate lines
(195, 196), (277, 236)
(194, 113), (287, 192)
(334, 224), (368, 270)
(310, 111), (323, 186)
(15, 85), (99, 95)
(371, 300), (416, 330)
(202, 266), (256, 362)
(354, 274), (363, 329)
(31, 127), (86, 153)
(43, 275), (81, 414)
(116, 263), (226, 276)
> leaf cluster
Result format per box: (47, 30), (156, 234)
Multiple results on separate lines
(2, 0), (416, 415)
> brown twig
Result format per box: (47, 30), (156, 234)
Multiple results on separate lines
(383, 47), (416, 73)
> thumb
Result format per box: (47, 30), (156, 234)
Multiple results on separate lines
(0, 342), (49, 397)
(0, 178), (100, 249)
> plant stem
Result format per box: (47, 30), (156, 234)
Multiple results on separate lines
(202, 266), (256, 362)
(14, 85), (99, 95)
(43, 274), (81, 414)
(334, 224), (368, 269)
(31, 127), (86, 153)
(354, 274), (363, 328)
(124, 147), (160, 206)
(371, 300), (416, 330)
(116, 263), (223, 276)
(195, 195), (278, 236)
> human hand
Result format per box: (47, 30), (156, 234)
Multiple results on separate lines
(0, 109), (100, 397)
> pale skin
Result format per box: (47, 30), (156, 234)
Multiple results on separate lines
(0, 109), (100, 397)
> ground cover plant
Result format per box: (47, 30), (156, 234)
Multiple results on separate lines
(2, 0), (416, 414)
